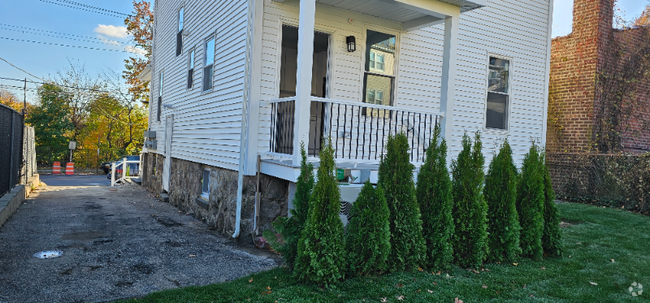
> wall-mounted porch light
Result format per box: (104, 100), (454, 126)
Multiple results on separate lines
(346, 36), (356, 52)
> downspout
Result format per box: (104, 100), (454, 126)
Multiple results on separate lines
(233, 0), (256, 238)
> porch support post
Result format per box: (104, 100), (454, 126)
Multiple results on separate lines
(439, 14), (459, 164)
(292, 0), (316, 165)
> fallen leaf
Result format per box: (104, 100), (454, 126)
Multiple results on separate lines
(261, 290), (272, 295)
(437, 271), (441, 275)
(485, 269), (490, 272)
(482, 285), (488, 289)
(496, 291), (500, 294)
(589, 282), (598, 286)
(397, 295), (404, 301)
(418, 267), (424, 272)
(455, 297), (463, 303)
(428, 289), (433, 293)
(523, 284), (527, 289)
(416, 289), (421, 293)
(381, 298), (387, 303)
(433, 282), (438, 285)
(513, 263), (518, 266)
(541, 267), (546, 270)
(248, 278), (253, 283)
(611, 259), (615, 263)
(397, 283), (404, 288)
(189, 254), (196, 257)
(472, 269), (479, 274)
(267, 286), (272, 290)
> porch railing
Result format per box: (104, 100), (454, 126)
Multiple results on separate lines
(268, 97), (443, 164)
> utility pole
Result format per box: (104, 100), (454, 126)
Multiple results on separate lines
(22, 78), (26, 116)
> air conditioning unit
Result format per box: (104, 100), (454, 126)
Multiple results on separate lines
(145, 139), (157, 150)
(144, 130), (157, 139)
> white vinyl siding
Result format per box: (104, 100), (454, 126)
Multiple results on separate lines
(147, 0), (249, 171)
(256, 0), (550, 166)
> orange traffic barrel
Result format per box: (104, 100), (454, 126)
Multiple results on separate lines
(65, 162), (74, 175)
(53, 161), (61, 174)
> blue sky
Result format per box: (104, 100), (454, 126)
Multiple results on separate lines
(0, 0), (647, 103)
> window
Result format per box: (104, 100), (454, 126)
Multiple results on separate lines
(157, 71), (163, 121)
(201, 169), (210, 199)
(187, 49), (195, 89)
(176, 7), (184, 56)
(363, 30), (395, 107)
(369, 52), (385, 71)
(485, 56), (510, 130)
(203, 37), (215, 91)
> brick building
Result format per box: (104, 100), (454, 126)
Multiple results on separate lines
(547, 0), (650, 154)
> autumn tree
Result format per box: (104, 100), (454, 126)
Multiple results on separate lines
(123, 0), (153, 104)
(0, 89), (23, 112)
(26, 83), (74, 164)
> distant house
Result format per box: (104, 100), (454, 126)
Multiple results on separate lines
(547, 0), (650, 154)
(141, 0), (554, 239)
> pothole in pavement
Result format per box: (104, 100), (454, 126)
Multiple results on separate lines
(152, 215), (183, 227)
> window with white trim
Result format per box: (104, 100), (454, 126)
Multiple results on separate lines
(201, 169), (210, 199)
(187, 48), (195, 89)
(203, 37), (215, 91)
(485, 56), (510, 130)
(176, 7), (184, 56)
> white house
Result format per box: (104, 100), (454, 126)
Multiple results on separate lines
(141, 0), (554, 239)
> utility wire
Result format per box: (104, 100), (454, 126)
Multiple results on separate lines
(51, 0), (129, 16)
(0, 76), (117, 94)
(0, 36), (130, 52)
(0, 23), (107, 42)
(0, 56), (46, 81)
(38, 0), (128, 18)
(0, 25), (123, 46)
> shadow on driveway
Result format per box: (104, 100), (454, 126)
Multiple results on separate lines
(0, 182), (277, 303)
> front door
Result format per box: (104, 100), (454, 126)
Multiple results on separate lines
(162, 114), (173, 192)
(276, 25), (329, 156)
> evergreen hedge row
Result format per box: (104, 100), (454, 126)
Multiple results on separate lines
(346, 181), (391, 276)
(294, 140), (346, 285)
(450, 132), (488, 269)
(379, 133), (426, 272)
(416, 126), (454, 270)
(270, 143), (314, 270)
(542, 153), (563, 257)
(516, 143), (545, 260)
(484, 139), (522, 262)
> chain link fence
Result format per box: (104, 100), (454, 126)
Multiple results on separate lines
(0, 104), (24, 198)
(547, 152), (650, 215)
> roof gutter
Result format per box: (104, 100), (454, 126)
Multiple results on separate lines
(233, 0), (257, 239)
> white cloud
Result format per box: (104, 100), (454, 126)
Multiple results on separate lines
(125, 46), (147, 56)
(94, 24), (128, 39)
(98, 36), (121, 46)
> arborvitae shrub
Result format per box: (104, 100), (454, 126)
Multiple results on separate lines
(451, 131), (488, 269)
(268, 143), (314, 270)
(484, 139), (521, 262)
(346, 181), (391, 276)
(294, 139), (346, 285)
(416, 125), (454, 270)
(516, 143), (545, 260)
(378, 133), (426, 272)
(541, 153), (562, 257)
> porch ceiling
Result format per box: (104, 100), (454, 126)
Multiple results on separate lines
(310, 0), (485, 30)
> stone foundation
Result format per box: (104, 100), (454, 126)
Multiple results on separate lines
(141, 153), (289, 241)
(141, 152), (164, 195)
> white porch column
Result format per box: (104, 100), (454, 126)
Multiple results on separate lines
(439, 15), (459, 163)
(292, 0), (316, 165)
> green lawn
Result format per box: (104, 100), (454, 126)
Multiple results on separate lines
(122, 203), (650, 302)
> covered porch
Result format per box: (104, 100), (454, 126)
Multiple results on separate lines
(260, 0), (486, 182)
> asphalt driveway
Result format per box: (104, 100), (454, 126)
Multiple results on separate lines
(0, 176), (277, 303)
